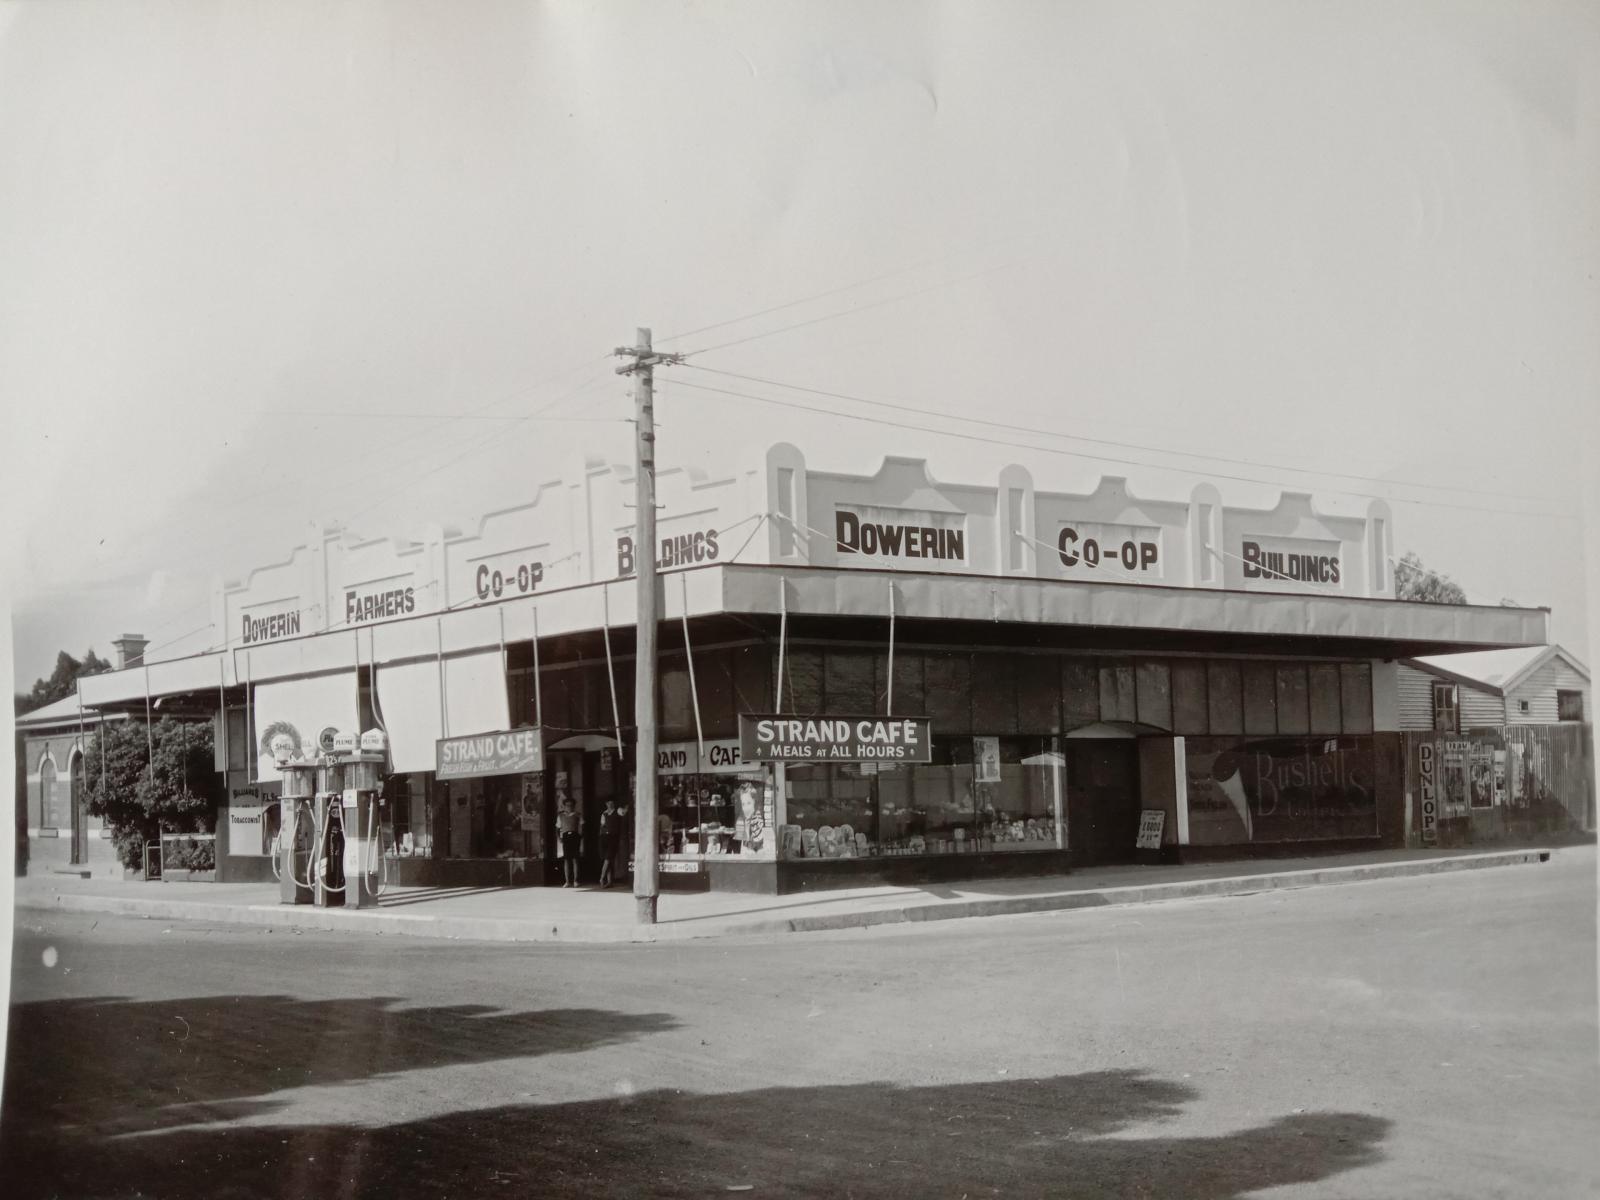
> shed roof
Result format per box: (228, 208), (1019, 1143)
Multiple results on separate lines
(1413, 644), (1589, 695)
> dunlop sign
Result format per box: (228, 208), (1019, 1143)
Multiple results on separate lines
(1417, 741), (1438, 845)
(740, 715), (933, 763)
(436, 728), (545, 780)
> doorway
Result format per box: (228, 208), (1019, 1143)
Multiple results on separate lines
(1065, 740), (1141, 864)
(70, 752), (88, 865)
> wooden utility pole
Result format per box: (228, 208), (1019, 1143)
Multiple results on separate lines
(614, 328), (681, 924)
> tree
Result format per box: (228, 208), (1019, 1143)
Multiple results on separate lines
(83, 717), (220, 871)
(16, 649), (114, 715)
(1393, 552), (1468, 605)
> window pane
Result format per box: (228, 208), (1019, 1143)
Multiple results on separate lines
(1016, 655), (1061, 733)
(659, 661), (694, 740)
(1308, 664), (1341, 734)
(1206, 662), (1243, 734)
(692, 649), (736, 737)
(1340, 663), (1373, 733)
(972, 653), (1018, 733)
(925, 653), (972, 733)
(784, 648), (824, 715)
(1172, 661), (1208, 734)
(226, 709), (249, 772)
(1242, 663), (1277, 735)
(1062, 659), (1098, 728)
(1099, 660), (1136, 723)
(1275, 664), (1309, 735)
(732, 645), (773, 715)
(825, 650), (877, 713)
(540, 668), (574, 733)
(889, 652), (925, 717)
(1135, 661), (1172, 730)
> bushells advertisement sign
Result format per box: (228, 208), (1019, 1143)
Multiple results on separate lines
(740, 715), (933, 763)
(1184, 735), (1377, 844)
(436, 728), (545, 780)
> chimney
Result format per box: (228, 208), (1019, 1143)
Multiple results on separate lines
(112, 633), (149, 670)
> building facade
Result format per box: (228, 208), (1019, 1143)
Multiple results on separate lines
(14, 695), (122, 878)
(72, 443), (1556, 893)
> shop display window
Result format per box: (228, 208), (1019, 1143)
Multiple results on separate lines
(660, 773), (767, 857)
(778, 737), (1064, 859)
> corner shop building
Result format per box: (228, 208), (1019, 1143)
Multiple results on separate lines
(75, 443), (1548, 893)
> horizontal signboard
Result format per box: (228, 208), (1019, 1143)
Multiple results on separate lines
(436, 728), (545, 780)
(657, 739), (755, 776)
(739, 714), (933, 763)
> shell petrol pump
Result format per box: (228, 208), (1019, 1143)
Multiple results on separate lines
(277, 761), (319, 905)
(275, 729), (391, 908)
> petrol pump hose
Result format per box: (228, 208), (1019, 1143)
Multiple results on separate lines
(271, 797), (321, 891)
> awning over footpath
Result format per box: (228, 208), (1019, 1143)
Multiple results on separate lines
(76, 563), (1549, 708)
(377, 651), (510, 773)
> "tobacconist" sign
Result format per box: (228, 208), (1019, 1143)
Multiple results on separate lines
(739, 715), (934, 763)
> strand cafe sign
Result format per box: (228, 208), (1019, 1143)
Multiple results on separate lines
(740, 715), (934, 763)
(436, 728), (545, 780)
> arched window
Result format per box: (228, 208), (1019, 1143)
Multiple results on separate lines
(39, 756), (58, 829)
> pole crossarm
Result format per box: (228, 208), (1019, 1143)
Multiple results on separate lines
(613, 347), (685, 375)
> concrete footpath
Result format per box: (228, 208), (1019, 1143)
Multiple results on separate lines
(11, 845), (1558, 944)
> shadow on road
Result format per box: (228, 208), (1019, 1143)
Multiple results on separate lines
(4, 1054), (1389, 1199)
(2, 993), (678, 1136)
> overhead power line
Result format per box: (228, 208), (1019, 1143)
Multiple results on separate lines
(657, 227), (1046, 347)
(677, 260), (1023, 359)
(679, 363), (1561, 508)
(666, 377), (1578, 521)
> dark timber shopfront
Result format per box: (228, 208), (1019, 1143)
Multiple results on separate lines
(72, 442), (1550, 895)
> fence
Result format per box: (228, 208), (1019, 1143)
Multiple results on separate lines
(1404, 723), (1595, 848)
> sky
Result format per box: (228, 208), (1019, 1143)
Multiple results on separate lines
(3, 0), (1598, 693)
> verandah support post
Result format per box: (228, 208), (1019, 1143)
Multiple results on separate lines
(681, 572), (705, 764)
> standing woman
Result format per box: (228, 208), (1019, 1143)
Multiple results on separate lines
(597, 798), (622, 888)
(557, 796), (582, 887)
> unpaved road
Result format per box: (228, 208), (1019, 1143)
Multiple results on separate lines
(4, 848), (1596, 1198)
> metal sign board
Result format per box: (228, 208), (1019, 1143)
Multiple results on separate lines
(739, 714), (933, 763)
(436, 728), (545, 780)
